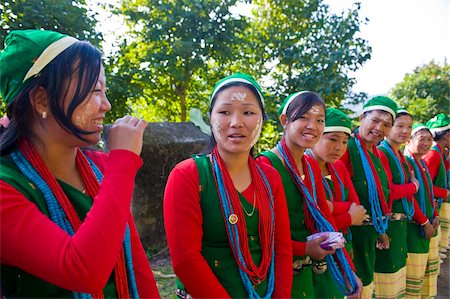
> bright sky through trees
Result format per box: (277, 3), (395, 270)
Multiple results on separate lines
(90, 0), (449, 97)
(325, 0), (450, 96)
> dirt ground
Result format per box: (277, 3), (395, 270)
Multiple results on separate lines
(150, 247), (450, 299)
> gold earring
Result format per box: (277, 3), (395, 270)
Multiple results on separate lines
(42, 111), (47, 119)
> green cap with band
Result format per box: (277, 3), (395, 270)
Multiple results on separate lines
(210, 72), (264, 107)
(411, 123), (430, 136)
(324, 108), (352, 135)
(396, 107), (410, 116)
(426, 113), (450, 137)
(0, 29), (78, 104)
(362, 96), (398, 121)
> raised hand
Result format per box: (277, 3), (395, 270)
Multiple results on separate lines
(108, 116), (148, 156)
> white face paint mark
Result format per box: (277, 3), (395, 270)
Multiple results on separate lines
(212, 120), (223, 141)
(231, 92), (247, 102)
(75, 103), (93, 129)
(246, 117), (263, 150)
(309, 105), (322, 115)
(380, 112), (392, 123)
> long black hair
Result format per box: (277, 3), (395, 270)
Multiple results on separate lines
(284, 91), (325, 123)
(0, 41), (102, 155)
(204, 82), (267, 154)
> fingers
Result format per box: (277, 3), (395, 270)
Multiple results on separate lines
(108, 115), (147, 155)
(114, 116), (148, 128)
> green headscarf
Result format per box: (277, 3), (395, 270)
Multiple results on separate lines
(0, 29), (78, 104)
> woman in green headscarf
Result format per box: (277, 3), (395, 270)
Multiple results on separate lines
(164, 73), (293, 298)
(258, 92), (361, 299)
(0, 29), (159, 298)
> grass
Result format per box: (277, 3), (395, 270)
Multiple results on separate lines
(148, 246), (177, 299)
(152, 263), (177, 299)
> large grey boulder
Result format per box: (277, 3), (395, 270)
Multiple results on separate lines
(103, 122), (209, 252)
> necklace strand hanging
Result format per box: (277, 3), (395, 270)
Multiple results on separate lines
(10, 139), (139, 299)
(405, 150), (435, 223)
(240, 191), (257, 217)
(277, 138), (357, 296)
(432, 144), (449, 208)
(354, 134), (389, 234)
(379, 140), (414, 220)
(210, 147), (275, 299)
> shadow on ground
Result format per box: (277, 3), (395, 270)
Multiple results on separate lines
(149, 247), (450, 299)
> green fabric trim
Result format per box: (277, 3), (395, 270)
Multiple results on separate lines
(0, 155), (117, 298)
(259, 151), (316, 296)
(192, 154), (268, 298)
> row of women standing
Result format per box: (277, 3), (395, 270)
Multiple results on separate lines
(163, 71), (450, 298)
(1, 28), (447, 298)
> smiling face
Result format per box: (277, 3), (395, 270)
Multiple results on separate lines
(210, 85), (263, 157)
(69, 66), (111, 145)
(283, 104), (325, 151)
(312, 131), (350, 164)
(387, 114), (413, 146)
(359, 110), (393, 145)
(408, 129), (433, 156)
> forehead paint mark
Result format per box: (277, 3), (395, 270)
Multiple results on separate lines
(212, 120), (223, 141)
(379, 113), (392, 123)
(231, 92), (247, 102)
(246, 117), (263, 151)
(309, 105), (322, 115)
(75, 103), (93, 129)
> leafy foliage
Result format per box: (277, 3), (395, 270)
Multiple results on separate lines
(107, 0), (250, 122)
(0, 0), (101, 46)
(390, 60), (450, 123)
(249, 0), (371, 113)
(0, 0), (101, 115)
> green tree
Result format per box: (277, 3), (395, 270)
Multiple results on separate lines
(0, 0), (101, 115)
(390, 60), (450, 123)
(250, 0), (371, 114)
(109, 0), (250, 122)
(0, 0), (101, 46)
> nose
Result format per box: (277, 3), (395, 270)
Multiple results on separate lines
(230, 113), (244, 128)
(102, 95), (111, 112)
(306, 119), (317, 130)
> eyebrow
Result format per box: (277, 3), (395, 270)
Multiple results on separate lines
(217, 101), (258, 106)
(304, 111), (325, 117)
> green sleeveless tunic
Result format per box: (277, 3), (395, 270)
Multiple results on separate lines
(0, 155), (118, 298)
(192, 155), (269, 298)
(374, 146), (408, 273)
(346, 137), (390, 285)
(431, 147), (449, 207)
(260, 151), (343, 298)
(324, 176), (353, 254)
(405, 156), (434, 254)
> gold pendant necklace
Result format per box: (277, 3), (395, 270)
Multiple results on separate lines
(241, 191), (256, 217)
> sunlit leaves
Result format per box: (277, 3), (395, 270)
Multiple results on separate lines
(390, 60), (449, 123)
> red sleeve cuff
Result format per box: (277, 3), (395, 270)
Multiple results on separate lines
(292, 240), (306, 257)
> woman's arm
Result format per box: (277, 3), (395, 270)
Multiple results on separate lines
(261, 164), (293, 298)
(128, 215), (160, 298)
(163, 159), (230, 298)
(0, 150), (143, 293)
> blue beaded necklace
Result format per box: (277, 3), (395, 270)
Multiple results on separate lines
(277, 141), (356, 295)
(432, 145), (449, 190)
(10, 148), (139, 299)
(211, 151), (275, 299)
(380, 140), (414, 220)
(354, 136), (388, 234)
(405, 152), (435, 222)
(433, 145), (449, 208)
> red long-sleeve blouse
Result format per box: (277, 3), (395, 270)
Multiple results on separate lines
(163, 158), (293, 298)
(0, 150), (160, 297)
